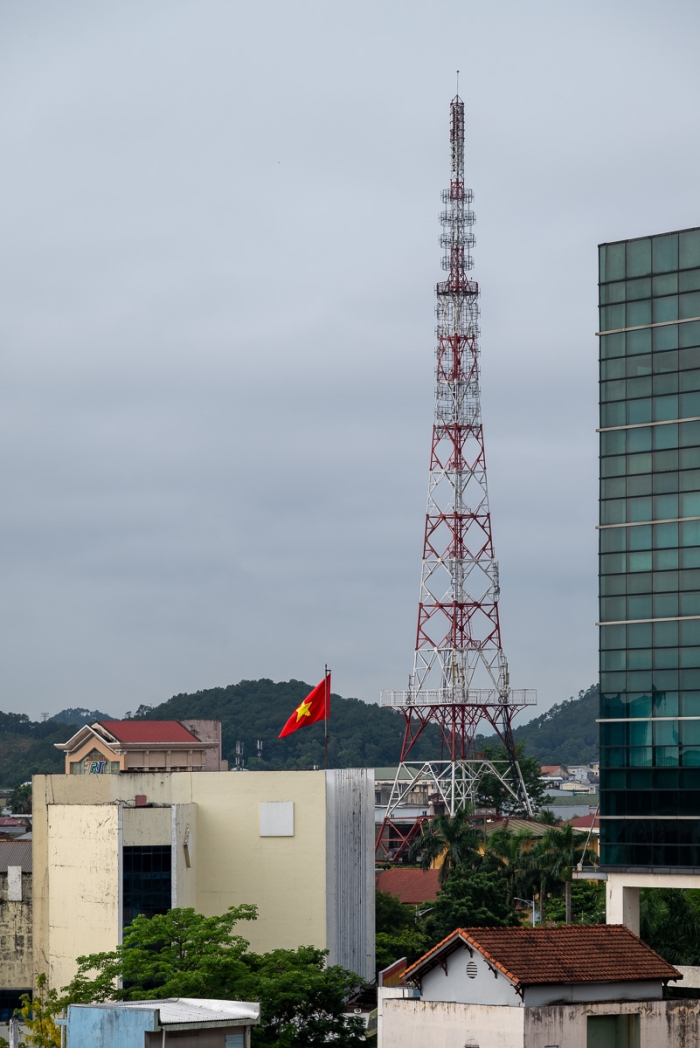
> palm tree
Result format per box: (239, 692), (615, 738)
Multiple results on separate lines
(531, 823), (596, 923)
(479, 828), (535, 906)
(408, 807), (481, 883)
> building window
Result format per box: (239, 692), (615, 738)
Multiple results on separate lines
(122, 845), (171, 929)
(0, 990), (31, 1022)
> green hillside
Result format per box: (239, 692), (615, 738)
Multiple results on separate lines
(0, 712), (74, 786)
(137, 678), (441, 772)
(479, 684), (599, 766)
(0, 680), (599, 787)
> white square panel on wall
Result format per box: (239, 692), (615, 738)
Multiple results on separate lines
(259, 801), (294, 837)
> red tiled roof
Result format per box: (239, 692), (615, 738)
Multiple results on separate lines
(404, 926), (681, 987)
(376, 868), (441, 904)
(569, 815), (600, 830)
(97, 720), (198, 744)
(0, 818), (23, 827)
(541, 765), (567, 774)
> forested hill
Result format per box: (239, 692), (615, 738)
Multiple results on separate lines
(135, 679), (442, 772)
(479, 684), (599, 766)
(0, 680), (599, 787)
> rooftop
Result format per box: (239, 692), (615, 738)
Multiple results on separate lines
(0, 839), (32, 872)
(97, 720), (199, 744)
(71, 998), (260, 1029)
(375, 868), (440, 904)
(404, 925), (681, 988)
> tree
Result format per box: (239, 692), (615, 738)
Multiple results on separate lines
(375, 890), (428, 972)
(60, 906), (366, 1048)
(640, 889), (700, 965)
(529, 824), (595, 923)
(476, 743), (547, 815)
(424, 868), (519, 945)
(408, 808), (481, 883)
(376, 890), (413, 935)
(478, 828), (536, 906)
(9, 782), (31, 814)
(62, 906), (257, 1003)
(544, 881), (605, 925)
(237, 946), (365, 1048)
(19, 974), (61, 1048)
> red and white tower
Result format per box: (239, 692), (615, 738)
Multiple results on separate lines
(377, 95), (536, 860)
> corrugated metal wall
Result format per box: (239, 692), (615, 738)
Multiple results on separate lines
(325, 768), (375, 981)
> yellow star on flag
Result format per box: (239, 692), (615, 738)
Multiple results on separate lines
(294, 698), (313, 722)
(278, 674), (330, 738)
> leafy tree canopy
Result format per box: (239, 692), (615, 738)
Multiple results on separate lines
(424, 869), (520, 945)
(376, 890), (414, 935)
(9, 782), (32, 814)
(640, 888), (700, 966)
(61, 906), (366, 1048)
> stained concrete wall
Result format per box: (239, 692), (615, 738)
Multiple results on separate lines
(0, 871), (32, 989)
(381, 998), (524, 1048)
(122, 806), (171, 846)
(172, 802), (197, 909)
(523, 997), (700, 1048)
(34, 770), (374, 989)
(382, 997), (700, 1048)
(45, 804), (121, 990)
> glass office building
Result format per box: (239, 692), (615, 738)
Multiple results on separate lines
(599, 227), (700, 870)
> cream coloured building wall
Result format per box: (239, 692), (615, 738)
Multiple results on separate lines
(45, 804), (121, 990)
(33, 769), (373, 990)
(381, 998), (525, 1048)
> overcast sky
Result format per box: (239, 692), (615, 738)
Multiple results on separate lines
(1, 0), (699, 722)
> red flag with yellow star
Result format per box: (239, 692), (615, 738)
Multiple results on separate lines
(278, 673), (330, 738)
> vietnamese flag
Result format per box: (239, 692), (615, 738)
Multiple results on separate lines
(278, 673), (330, 738)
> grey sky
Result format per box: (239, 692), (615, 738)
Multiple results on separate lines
(1, 0), (699, 721)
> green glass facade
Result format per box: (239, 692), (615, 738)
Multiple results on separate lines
(599, 227), (700, 870)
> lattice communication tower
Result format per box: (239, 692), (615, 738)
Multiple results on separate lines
(376, 95), (536, 861)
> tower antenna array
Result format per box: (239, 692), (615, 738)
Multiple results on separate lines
(376, 95), (536, 861)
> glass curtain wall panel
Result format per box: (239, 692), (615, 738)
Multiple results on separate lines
(599, 227), (700, 869)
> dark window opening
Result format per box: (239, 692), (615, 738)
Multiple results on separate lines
(122, 845), (171, 929)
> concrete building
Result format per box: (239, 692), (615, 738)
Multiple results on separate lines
(380, 925), (700, 1048)
(0, 841), (32, 1028)
(598, 227), (700, 927)
(63, 998), (259, 1048)
(55, 719), (227, 774)
(33, 768), (374, 990)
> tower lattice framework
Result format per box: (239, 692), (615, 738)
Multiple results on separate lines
(377, 96), (536, 861)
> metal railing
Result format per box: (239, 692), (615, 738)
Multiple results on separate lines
(379, 688), (536, 708)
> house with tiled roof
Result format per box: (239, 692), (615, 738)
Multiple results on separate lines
(380, 925), (700, 1048)
(55, 719), (226, 774)
(375, 868), (440, 906)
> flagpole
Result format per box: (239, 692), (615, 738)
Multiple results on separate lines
(324, 664), (329, 771)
